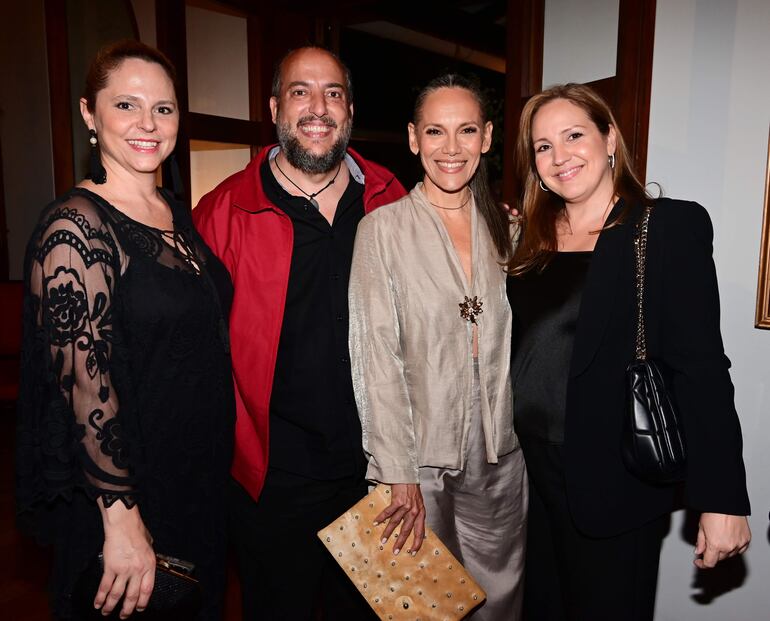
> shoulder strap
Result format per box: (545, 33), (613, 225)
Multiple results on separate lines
(634, 205), (653, 360)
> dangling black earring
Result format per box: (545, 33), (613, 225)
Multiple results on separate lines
(88, 129), (107, 184)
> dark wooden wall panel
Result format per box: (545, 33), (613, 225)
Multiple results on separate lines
(614, 0), (657, 182)
(502, 0), (544, 205)
(156, 0), (192, 204)
(0, 134), (7, 280)
(45, 0), (75, 196)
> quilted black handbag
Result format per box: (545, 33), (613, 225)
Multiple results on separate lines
(621, 205), (686, 484)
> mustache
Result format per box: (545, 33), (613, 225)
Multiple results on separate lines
(297, 115), (338, 128)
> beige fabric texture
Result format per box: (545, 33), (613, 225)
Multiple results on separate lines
(349, 184), (518, 484)
(318, 484), (486, 620)
(419, 360), (527, 620)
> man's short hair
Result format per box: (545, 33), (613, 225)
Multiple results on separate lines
(271, 46), (354, 104)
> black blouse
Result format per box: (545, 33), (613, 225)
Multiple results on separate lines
(507, 251), (592, 443)
(16, 188), (235, 620)
(260, 159), (367, 479)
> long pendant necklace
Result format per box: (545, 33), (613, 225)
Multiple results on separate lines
(273, 157), (343, 209)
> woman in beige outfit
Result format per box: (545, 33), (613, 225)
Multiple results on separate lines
(349, 74), (527, 620)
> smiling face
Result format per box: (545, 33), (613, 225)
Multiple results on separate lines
(269, 48), (353, 174)
(531, 97), (616, 209)
(408, 86), (492, 199)
(80, 57), (178, 180)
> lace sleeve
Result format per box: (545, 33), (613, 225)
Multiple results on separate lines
(23, 198), (137, 509)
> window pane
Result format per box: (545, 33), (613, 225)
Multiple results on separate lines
(190, 140), (251, 208)
(186, 6), (250, 120)
(542, 0), (619, 87)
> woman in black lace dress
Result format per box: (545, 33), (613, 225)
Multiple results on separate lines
(16, 41), (234, 620)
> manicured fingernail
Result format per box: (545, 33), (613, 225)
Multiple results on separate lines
(373, 521), (379, 526)
(411, 550), (417, 557)
(381, 538), (387, 544)
(394, 548), (400, 555)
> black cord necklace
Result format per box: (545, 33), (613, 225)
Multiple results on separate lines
(273, 156), (343, 209)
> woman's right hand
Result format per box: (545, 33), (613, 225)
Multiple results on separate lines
(96, 500), (155, 619)
(374, 483), (427, 556)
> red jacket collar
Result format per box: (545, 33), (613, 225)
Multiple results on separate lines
(231, 144), (398, 214)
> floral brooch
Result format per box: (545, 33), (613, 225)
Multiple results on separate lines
(459, 296), (483, 324)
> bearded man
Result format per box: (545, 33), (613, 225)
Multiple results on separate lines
(193, 46), (406, 619)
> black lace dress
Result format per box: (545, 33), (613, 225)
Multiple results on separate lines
(16, 188), (235, 620)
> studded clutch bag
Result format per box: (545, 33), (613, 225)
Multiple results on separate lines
(317, 484), (486, 620)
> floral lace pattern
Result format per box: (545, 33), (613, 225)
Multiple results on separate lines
(20, 197), (138, 508)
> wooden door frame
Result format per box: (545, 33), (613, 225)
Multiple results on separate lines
(44, 0), (75, 197)
(0, 132), (7, 280)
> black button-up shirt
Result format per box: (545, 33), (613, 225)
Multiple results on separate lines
(261, 156), (367, 479)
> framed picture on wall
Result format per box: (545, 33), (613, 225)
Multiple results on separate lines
(755, 127), (770, 329)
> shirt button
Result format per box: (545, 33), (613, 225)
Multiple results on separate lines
(340, 356), (349, 364)
(331, 273), (340, 280)
(336, 314), (344, 322)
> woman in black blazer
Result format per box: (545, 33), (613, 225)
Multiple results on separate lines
(506, 83), (751, 621)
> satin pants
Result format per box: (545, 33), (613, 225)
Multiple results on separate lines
(419, 361), (528, 620)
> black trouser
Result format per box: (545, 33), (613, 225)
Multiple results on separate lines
(519, 436), (668, 621)
(227, 470), (377, 620)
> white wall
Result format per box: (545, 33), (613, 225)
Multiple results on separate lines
(189, 142), (251, 208)
(186, 5), (250, 120)
(647, 0), (770, 618)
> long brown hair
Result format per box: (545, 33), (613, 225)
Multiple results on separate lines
(413, 74), (512, 262)
(508, 83), (652, 275)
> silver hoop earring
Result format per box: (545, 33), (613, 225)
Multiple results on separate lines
(539, 179), (549, 192)
(609, 153), (616, 170)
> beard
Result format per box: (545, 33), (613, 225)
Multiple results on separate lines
(276, 114), (352, 174)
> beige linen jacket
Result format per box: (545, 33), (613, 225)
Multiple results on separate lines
(349, 184), (519, 484)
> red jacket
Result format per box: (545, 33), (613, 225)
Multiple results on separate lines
(193, 145), (407, 501)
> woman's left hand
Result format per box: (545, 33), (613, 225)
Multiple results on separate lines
(694, 512), (751, 568)
(96, 501), (156, 618)
(374, 483), (426, 556)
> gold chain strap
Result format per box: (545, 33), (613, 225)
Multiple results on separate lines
(634, 205), (653, 361)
